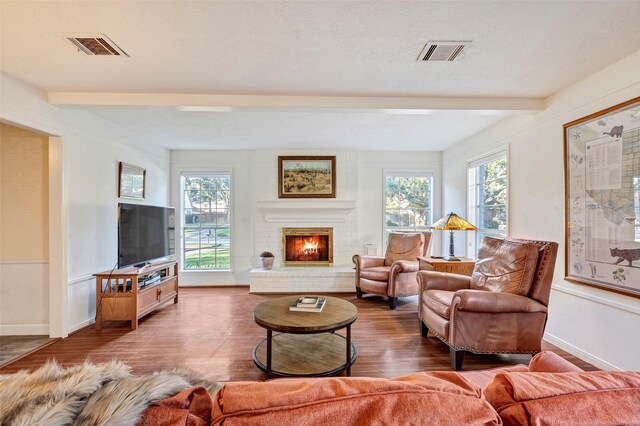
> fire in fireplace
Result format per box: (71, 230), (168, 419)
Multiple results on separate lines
(282, 227), (333, 266)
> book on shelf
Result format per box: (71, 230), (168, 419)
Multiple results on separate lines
(290, 296), (326, 312)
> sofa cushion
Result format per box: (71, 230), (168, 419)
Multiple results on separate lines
(212, 372), (501, 425)
(528, 350), (584, 373)
(470, 237), (539, 296)
(359, 266), (390, 281)
(423, 289), (455, 319)
(484, 371), (640, 426)
(385, 233), (424, 266)
(459, 365), (528, 389)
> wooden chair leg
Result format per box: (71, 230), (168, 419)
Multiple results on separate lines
(450, 348), (465, 371)
(420, 320), (430, 337)
(389, 297), (398, 310)
(356, 288), (363, 299)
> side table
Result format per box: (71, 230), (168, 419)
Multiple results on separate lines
(417, 257), (475, 276)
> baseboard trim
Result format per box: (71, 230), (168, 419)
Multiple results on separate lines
(68, 274), (93, 286)
(544, 332), (620, 371)
(69, 318), (94, 333)
(0, 323), (50, 336)
(179, 283), (248, 288)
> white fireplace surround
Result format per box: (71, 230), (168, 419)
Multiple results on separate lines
(251, 199), (357, 293)
(249, 265), (355, 293)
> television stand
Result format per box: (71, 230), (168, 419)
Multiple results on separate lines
(93, 261), (178, 331)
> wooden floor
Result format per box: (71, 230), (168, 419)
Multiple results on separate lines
(0, 287), (596, 381)
(0, 335), (57, 366)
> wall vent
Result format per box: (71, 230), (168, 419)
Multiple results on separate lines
(66, 34), (129, 56)
(417, 41), (471, 62)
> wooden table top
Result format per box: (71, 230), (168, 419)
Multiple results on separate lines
(253, 295), (357, 332)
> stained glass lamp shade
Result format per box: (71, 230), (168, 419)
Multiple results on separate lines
(432, 212), (477, 261)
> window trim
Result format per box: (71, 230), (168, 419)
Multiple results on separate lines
(382, 169), (435, 249)
(466, 147), (509, 258)
(180, 171), (233, 272)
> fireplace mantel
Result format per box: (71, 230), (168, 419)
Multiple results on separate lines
(256, 200), (356, 223)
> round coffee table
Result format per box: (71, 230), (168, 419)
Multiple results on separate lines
(252, 295), (358, 377)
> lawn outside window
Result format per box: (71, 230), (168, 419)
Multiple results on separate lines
(181, 173), (231, 270)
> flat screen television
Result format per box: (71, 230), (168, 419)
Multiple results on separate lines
(118, 203), (175, 268)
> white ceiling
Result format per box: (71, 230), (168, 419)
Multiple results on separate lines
(2, 1), (640, 151)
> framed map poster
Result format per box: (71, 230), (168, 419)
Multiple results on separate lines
(564, 97), (640, 298)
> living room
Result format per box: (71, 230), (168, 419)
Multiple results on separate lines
(1, 1), (639, 423)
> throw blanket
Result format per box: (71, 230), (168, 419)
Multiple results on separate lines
(0, 361), (219, 426)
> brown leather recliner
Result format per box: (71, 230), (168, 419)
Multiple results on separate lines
(353, 232), (432, 310)
(417, 236), (558, 370)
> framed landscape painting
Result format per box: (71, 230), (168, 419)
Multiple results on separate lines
(278, 156), (336, 198)
(564, 97), (640, 298)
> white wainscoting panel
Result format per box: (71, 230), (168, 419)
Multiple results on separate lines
(0, 260), (49, 335)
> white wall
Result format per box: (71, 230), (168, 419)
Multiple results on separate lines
(442, 51), (640, 370)
(0, 72), (171, 336)
(63, 112), (170, 332)
(171, 150), (255, 285)
(252, 150), (360, 268)
(171, 149), (441, 285)
(359, 151), (442, 256)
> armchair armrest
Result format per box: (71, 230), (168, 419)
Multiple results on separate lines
(390, 260), (419, 275)
(352, 254), (385, 270)
(452, 290), (548, 313)
(417, 271), (471, 292)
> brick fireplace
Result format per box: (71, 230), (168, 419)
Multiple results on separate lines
(250, 197), (357, 293)
(282, 227), (333, 266)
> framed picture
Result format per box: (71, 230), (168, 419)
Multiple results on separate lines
(118, 162), (146, 199)
(278, 156), (336, 198)
(564, 97), (640, 298)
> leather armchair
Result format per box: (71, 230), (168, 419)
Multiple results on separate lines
(353, 232), (431, 309)
(417, 237), (558, 370)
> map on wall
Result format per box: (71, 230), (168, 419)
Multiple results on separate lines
(565, 97), (640, 297)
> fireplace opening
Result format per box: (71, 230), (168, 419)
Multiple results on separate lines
(282, 227), (333, 266)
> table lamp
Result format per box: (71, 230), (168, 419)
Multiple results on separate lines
(431, 212), (477, 261)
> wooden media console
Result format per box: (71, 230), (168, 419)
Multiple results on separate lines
(94, 261), (178, 330)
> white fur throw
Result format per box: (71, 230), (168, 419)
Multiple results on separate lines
(0, 361), (219, 426)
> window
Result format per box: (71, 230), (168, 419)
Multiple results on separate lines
(384, 172), (433, 244)
(467, 150), (508, 256)
(181, 173), (231, 270)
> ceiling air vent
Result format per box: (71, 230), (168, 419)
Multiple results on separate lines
(417, 41), (471, 62)
(66, 34), (129, 56)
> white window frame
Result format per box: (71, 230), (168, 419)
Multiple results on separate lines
(383, 170), (434, 247)
(180, 171), (232, 272)
(466, 147), (509, 257)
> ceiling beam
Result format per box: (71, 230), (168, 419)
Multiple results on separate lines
(48, 92), (544, 115)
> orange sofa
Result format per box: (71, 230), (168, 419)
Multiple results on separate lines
(204, 352), (640, 426)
